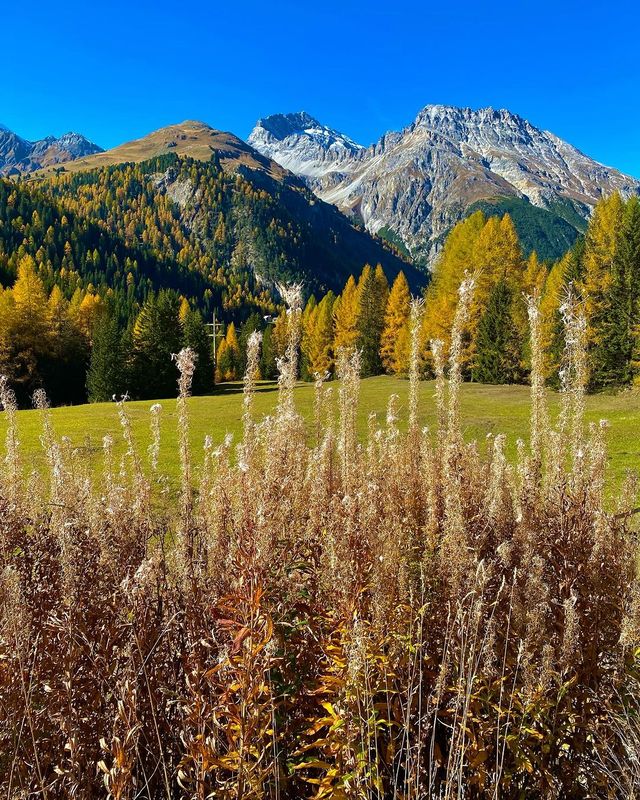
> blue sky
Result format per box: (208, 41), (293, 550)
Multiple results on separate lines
(3, 0), (639, 176)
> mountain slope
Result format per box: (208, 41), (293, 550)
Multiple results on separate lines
(249, 106), (640, 263)
(0, 125), (102, 176)
(31, 120), (290, 181)
(22, 123), (422, 296)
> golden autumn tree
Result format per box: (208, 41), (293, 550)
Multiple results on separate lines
(179, 296), (191, 323)
(381, 271), (411, 374)
(580, 193), (625, 350)
(3, 255), (51, 396)
(272, 308), (290, 363)
(333, 274), (359, 354)
(305, 291), (336, 376)
(216, 321), (241, 382)
(468, 214), (523, 373)
(422, 211), (486, 362)
(0, 286), (15, 379)
(522, 251), (548, 298)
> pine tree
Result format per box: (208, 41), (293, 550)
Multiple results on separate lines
(381, 271), (411, 374)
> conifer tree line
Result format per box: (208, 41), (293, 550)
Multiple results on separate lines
(300, 193), (640, 390)
(0, 254), (216, 404)
(0, 150), (411, 405)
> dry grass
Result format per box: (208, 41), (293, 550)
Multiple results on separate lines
(27, 121), (288, 181)
(1, 284), (639, 799)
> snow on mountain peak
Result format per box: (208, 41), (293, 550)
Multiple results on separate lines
(248, 112), (363, 177)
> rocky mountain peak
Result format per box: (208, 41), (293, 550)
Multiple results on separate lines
(254, 111), (321, 140)
(248, 112), (363, 177)
(0, 125), (103, 176)
(249, 103), (640, 265)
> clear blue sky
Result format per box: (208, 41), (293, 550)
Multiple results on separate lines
(3, 0), (639, 176)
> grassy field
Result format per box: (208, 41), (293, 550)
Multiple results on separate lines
(1, 376), (639, 495)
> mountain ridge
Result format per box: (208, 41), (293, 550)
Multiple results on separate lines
(248, 105), (640, 263)
(0, 125), (103, 176)
(27, 120), (293, 181)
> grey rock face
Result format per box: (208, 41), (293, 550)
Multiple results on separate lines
(249, 105), (640, 264)
(248, 111), (364, 178)
(0, 127), (103, 176)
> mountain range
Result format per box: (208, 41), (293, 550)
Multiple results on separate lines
(2, 103), (639, 282)
(1, 121), (416, 297)
(248, 106), (640, 262)
(0, 124), (102, 176)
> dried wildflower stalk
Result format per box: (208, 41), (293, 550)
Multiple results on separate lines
(0, 275), (638, 800)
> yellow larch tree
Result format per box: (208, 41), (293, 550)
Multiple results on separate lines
(580, 192), (625, 349)
(422, 211), (486, 362)
(381, 271), (411, 374)
(333, 274), (359, 354)
(306, 291), (336, 376)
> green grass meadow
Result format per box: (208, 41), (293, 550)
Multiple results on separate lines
(1, 376), (639, 498)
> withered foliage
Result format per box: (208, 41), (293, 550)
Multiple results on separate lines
(1, 284), (639, 799)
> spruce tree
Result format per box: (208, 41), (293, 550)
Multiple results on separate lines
(472, 280), (521, 385)
(356, 265), (387, 377)
(87, 312), (125, 402)
(131, 290), (182, 399)
(182, 308), (214, 394)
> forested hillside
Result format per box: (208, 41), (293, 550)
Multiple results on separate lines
(0, 152), (416, 404)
